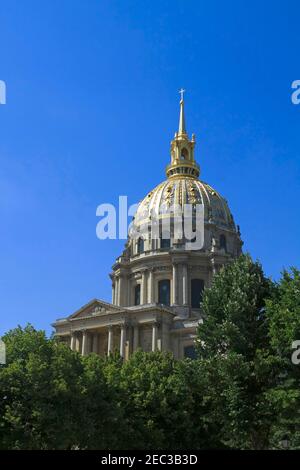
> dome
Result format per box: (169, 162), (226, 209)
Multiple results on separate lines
(126, 91), (241, 256)
(133, 177), (236, 233)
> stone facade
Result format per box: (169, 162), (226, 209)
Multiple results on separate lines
(53, 94), (243, 359)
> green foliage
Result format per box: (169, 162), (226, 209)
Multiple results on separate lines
(197, 254), (276, 449)
(267, 268), (300, 356)
(266, 268), (300, 449)
(198, 254), (273, 359)
(1, 260), (300, 449)
(102, 351), (220, 449)
(0, 327), (213, 450)
(77, 353), (123, 449)
(0, 325), (84, 449)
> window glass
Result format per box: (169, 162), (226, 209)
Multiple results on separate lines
(134, 284), (141, 305)
(137, 237), (144, 254)
(191, 278), (204, 308)
(158, 279), (170, 305)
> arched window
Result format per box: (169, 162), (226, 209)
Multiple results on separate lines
(220, 234), (227, 252)
(137, 237), (144, 254)
(158, 279), (170, 306)
(134, 284), (141, 306)
(191, 279), (204, 308)
(180, 147), (188, 160)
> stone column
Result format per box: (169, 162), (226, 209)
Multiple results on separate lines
(114, 277), (119, 305)
(161, 320), (170, 352)
(118, 276), (123, 306)
(107, 326), (114, 356)
(182, 264), (188, 305)
(148, 269), (154, 303)
(75, 334), (80, 352)
(141, 271), (147, 305)
(122, 276), (128, 306)
(152, 322), (158, 352)
(87, 333), (92, 354)
(211, 258), (217, 276)
(92, 333), (98, 354)
(70, 333), (75, 351)
(112, 284), (115, 304)
(172, 263), (178, 305)
(120, 324), (126, 357)
(81, 330), (88, 356)
(133, 324), (139, 351)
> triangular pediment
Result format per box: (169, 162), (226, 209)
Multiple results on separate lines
(68, 298), (123, 320)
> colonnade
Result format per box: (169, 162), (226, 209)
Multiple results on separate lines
(70, 321), (160, 358)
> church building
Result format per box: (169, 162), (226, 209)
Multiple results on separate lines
(53, 93), (243, 359)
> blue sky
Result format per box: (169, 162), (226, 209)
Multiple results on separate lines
(0, 0), (299, 335)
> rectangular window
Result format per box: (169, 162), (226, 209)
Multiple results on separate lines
(158, 279), (170, 305)
(161, 236), (171, 249)
(191, 279), (204, 308)
(134, 284), (141, 305)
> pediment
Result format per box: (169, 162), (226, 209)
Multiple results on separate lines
(68, 298), (123, 320)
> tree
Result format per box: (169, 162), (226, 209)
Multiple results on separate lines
(0, 325), (84, 449)
(3, 262), (300, 451)
(78, 353), (124, 449)
(196, 254), (277, 449)
(102, 350), (217, 449)
(266, 268), (300, 449)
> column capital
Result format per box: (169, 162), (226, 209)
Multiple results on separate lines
(172, 256), (189, 265)
(70, 330), (77, 336)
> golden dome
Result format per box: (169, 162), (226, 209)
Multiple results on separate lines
(133, 177), (236, 232)
(132, 92), (236, 235)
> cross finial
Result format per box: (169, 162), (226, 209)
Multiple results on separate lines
(178, 89), (186, 135)
(179, 88), (185, 101)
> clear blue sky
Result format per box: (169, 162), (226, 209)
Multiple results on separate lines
(1, 0), (299, 335)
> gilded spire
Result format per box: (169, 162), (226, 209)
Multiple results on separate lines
(178, 88), (186, 136)
(166, 90), (200, 180)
